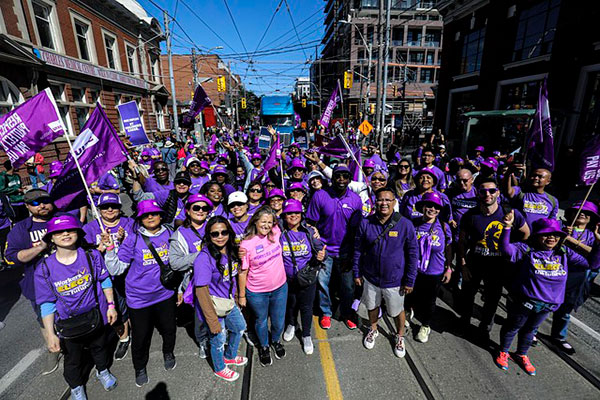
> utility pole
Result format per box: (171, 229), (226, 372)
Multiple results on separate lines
(379, 0), (391, 155)
(374, 0), (384, 139)
(227, 60), (234, 132)
(365, 42), (372, 122)
(164, 10), (179, 141)
(191, 48), (198, 88)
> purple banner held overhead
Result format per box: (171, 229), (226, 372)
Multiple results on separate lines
(256, 133), (280, 181)
(117, 101), (149, 146)
(51, 104), (128, 210)
(183, 84), (211, 126)
(580, 134), (600, 186)
(527, 78), (555, 172)
(318, 136), (348, 158)
(319, 85), (340, 129)
(0, 88), (65, 168)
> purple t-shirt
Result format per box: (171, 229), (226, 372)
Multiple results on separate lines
(230, 218), (249, 244)
(83, 217), (135, 251)
(512, 187), (559, 227)
(143, 177), (174, 194)
(193, 248), (239, 322)
(399, 189), (452, 222)
(117, 229), (174, 309)
(155, 190), (185, 221)
(5, 218), (49, 300)
(306, 187), (362, 257)
(177, 225), (206, 253)
(414, 219), (452, 276)
(34, 249), (110, 325)
(248, 203), (262, 217)
(280, 229), (312, 277)
(190, 175), (210, 194)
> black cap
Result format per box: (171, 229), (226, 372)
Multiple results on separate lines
(24, 189), (52, 204)
(174, 171), (192, 185)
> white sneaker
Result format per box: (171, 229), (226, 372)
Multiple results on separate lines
(198, 344), (207, 359)
(283, 325), (295, 342)
(363, 328), (379, 350)
(394, 335), (406, 358)
(416, 325), (431, 343)
(303, 336), (314, 355)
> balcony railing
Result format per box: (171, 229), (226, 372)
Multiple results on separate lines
(425, 41), (440, 47)
(392, 40), (403, 46)
(407, 40), (422, 46)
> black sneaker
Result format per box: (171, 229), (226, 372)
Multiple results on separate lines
(163, 352), (176, 371)
(258, 346), (272, 366)
(271, 342), (286, 359)
(553, 339), (576, 355)
(135, 368), (149, 387)
(114, 338), (130, 361)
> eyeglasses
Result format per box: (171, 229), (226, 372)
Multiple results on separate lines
(28, 198), (53, 206)
(154, 168), (169, 172)
(229, 202), (246, 208)
(249, 188), (262, 193)
(478, 188), (498, 195)
(191, 205), (212, 212)
(458, 179), (471, 183)
(371, 177), (387, 182)
(399, 165), (410, 169)
(99, 204), (121, 211)
(210, 230), (230, 238)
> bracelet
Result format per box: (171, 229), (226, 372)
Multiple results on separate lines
(106, 244), (115, 251)
(108, 304), (116, 310)
(107, 301), (115, 306)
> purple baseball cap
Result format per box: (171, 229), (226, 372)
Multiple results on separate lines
(531, 218), (566, 238)
(363, 159), (376, 169)
(481, 157), (499, 171)
(200, 160), (210, 170)
(287, 182), (307, 193)
(282, 198), (303, 214)
(212, 165), (228, 176)
(136, 199), (164, 219)
(48, 160), (62, 178)
(188, 143), (195, 150)
(251, 153), (262, 161)
(43, 215), (83, 242)
(475, 146), (485, 152)
(206, 147), (217, 155)
(97, 193), (121, 207)
(333, 164), (351, 175)
(416, 191), (444, 212)
(288, 158), (306, 171)
(267, 188), (286, 200)
(186, 194), (213, 209)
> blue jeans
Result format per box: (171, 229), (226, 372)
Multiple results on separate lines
(246, 283), (288, 347)
(318, 255), (355, 319)
(551, 270), (588, 340)
(29, 173), (47, 189)
(209, 306), (246, 372)
(500, 299), (552, 355)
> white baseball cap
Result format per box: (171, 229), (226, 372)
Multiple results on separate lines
(228, 191), (248, 205)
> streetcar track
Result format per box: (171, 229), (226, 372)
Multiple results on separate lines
(240, 343), (253, 400)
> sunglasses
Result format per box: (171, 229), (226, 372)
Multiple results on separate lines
(191, 205), (212, 212)
(399, 165), (410, 169)
(335, 173), (351, 179)
(371, 177), (387, 182)
(99, 204), (121, 211)
(270, 197), (284, 202)
(175, 181), (190, 186)
(142, 212), (162, 218)
(458, 179), (471, 183)
(28, 199), (53, 206)
(249, 188), (263, 193)
(55, 229), (78, 235)
(229, 202), (246, 208)
(189, 163), (201, 168)
(265, 184), (276, 188)
(154, 168), (169, 172)
(478, 188), (498, 195)
(210, 230), (230, 238)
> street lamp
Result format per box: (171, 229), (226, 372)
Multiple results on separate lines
(339, 19), (372, 122)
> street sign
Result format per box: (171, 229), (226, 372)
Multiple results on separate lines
(307, 101), (318, 105)
(359, 120), (373, 136)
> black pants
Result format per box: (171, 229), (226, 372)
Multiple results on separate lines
(406, 272), (443, 327)
(0, 226), (9, 264)
(129, 296), (176, 371)
(62, 325), (110, 388)
(286, 278), (317, 337)
(459, 259), (507, 332)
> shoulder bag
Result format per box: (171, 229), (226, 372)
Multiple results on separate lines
(141, 234), (183, 291)
(210, 257), (235, 317)
(45, 251), (103, 339)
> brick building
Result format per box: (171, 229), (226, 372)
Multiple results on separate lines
(161, 53), (241, 128)
(0, 0), (169, 173)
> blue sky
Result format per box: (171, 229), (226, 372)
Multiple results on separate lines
(138, 0), (325, 96)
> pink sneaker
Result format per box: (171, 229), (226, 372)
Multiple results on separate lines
(320, 316), (331, 329)
(214, 367), (239, 382)
(224, 356), (248, 366)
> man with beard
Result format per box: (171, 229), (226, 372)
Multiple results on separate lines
(306, 165), (363, 330)
(5, 189), (60, 374)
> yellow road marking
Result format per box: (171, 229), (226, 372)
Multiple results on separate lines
(313, 316), (344, 400)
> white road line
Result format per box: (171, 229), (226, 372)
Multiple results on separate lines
(0, 348), (44, 396)
(570, 315), (600, 343)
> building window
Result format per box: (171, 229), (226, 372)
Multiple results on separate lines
(154, 100), (165, 130)
(73, 18), (93, 61)
(0, 77), (24, 116)
(407, 29), (422, 46)
(32, 1), (55, 49)
(126, 44), (139, 75)
(460, 27), (485, 74)
(150, 52), (160, 82)
(409, 51), (424, 64)
(512, 0), (560, 62)
(103, 32), (119, 70)
(71, 87), (86, 103)
(90, 90), (100, 105)
(392, 27), (403, 46)
(499, 80), (542, 110)
(59, 106), (73, 136)
(425, 30), (441, 47)
(75, 107), (89, 130)
(49, 84), (65, 102)
(426, 52), (434, 65)
(420, 69), (433, 83)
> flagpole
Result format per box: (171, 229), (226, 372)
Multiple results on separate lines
(337, 79), (346, 134)
(337, 133), (367, 183)
(63, 132), (105, 233)
(568, 182), (596, 231)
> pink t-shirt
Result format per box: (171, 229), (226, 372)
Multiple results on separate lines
(240, 225), (287, 293)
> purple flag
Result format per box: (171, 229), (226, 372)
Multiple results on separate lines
(255, 133), (280, 181)
(0, 88), (65, 168)
(526, 78), (554, 171)
(580, 134), (600, 185)
(348, 145), (362, 181)
(318, 136), (348, 158)
(209, 134), (218, 149)
(294, 112), (301, 128)
(319, 85), (340, 129)
(51, 105), (128, 210)
(117, 100), (149, 146)
(183, 84), (211, 126)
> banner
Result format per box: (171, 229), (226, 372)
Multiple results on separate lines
(293, 130), (309, 150)
(319, 85), (340, 129)
(0, 88), (65, 168)
(526, 78), (555, 171)
(318, 136), (348, 158)
(258, 127), (272, 150)
(256, 132), (280, 181)
(183, 84), (211, 126)
(51, 105), (128, 210)
(580, 135), (600, 185)
(117, 101), (149, 146)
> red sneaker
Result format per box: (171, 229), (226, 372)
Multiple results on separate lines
(515, 354), (536, 376)
(345, 319), (357, 330)
(320, 316), (331, 329)
(224, 356), (248, 366)
(495, 351), (509, 371)
(214, 367), (239, 382)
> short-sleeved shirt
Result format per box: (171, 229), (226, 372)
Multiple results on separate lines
(511, 187), (559, 227)
(193, 249), (238, 322)
(280, 229), (313, 277)
(240, 226), (286, 293)
(413, 219), (452, 276)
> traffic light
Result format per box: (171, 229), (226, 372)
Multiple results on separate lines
(344, 70), (353, 89)
(369, 103), (375, 114)
(241, 97), (247, 109)
(217, 76), (226, 92)
(302, 98), (307, 108)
